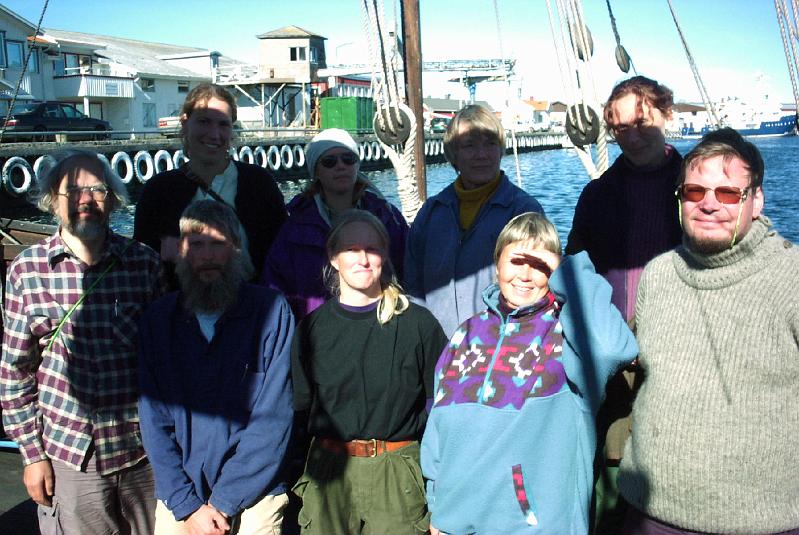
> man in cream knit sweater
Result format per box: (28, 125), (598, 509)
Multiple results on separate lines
(618, 128), (799, 535)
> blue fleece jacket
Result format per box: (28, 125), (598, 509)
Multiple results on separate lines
(138, 284), (294, 520)
(404, 172), (544, 336)
(421, 253), (638, 534)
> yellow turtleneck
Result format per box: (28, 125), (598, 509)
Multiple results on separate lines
(454, 172), (502, 230)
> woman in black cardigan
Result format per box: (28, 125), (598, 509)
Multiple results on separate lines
(134, 83), (286, 281)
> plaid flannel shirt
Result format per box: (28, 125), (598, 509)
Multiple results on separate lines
(1, 231), (163, 476)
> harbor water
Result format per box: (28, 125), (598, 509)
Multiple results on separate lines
(15, 136), (799, 245)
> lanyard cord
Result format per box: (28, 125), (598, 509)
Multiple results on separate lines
(44, 239), (134, 354)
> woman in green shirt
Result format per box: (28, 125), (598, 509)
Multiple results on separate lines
(291, 209), (447, 535)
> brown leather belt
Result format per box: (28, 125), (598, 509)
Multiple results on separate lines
(317, 437), (414, 458)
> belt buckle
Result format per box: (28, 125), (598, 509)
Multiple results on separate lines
(369, 438), (378, 458)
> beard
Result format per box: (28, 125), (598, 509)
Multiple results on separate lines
(685, 234), (732, 255)
(60, 206), (108, 240)
(175, 251), (251, 314)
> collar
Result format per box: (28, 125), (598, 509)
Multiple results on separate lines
(682, 216), (771, 269)
(620, 144), (679, 174)
(47, 228), (123, 267)
(482, 283), (559, 320)
(453, 172), (502, 199)
(672, 217), (778, 290)
(435, 171), (512, 208)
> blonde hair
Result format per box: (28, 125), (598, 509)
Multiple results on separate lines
(494, 212), (561, 264)
(443, 104), (505, 171)
(325, 209), (409, 324)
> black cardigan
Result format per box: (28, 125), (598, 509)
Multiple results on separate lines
(133, 161), (287, 277)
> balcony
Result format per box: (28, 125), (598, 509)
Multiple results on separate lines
(52, 73), (135, 99)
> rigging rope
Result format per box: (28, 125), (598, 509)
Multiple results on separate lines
(492, 0), (523, 188)
(665, 0), (721, 128)
(361, 0), (423, 221)
(0, 0), (50, 143)
(775, 0), (799, 111)
(547, 0), (608, 179)
(605, 0), (635, 74)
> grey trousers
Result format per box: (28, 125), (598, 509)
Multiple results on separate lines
(42, 455), (156, 535)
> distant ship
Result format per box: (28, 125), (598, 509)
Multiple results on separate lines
(681, 95), (797, 138)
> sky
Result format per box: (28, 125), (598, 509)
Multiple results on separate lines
(2, 0), (795, 108)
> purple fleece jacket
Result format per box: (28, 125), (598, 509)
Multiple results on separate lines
(260, 188), (408, 320)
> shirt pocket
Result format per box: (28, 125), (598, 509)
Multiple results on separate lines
(111, 303), (144, 353)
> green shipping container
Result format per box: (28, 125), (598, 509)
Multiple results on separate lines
(320, 97), (374, 133)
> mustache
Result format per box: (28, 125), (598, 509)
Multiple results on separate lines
(70, 205), (102, 216)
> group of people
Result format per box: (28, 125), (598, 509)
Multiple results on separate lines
(0, 76), (796, 535)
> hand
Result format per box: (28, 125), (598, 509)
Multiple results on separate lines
(23, 459), (54, 506)
(517, 248), (561, 277)
(430, 524), (442, 535)
(184, 504), (230, 535)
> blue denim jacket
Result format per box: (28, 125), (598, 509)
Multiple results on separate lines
(404, 172), (545, 336)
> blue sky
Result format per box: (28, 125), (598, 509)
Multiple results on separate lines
(2, 0), (793, 105)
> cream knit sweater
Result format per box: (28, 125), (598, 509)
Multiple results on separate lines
(619, 217), (799, 534)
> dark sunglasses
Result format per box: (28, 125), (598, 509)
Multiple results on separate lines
(319, 152), (359, 168)
(676, 184), (749, 205)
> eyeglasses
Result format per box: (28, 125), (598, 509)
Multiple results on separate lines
(676, 184), (749, 205)
(609, 119), (653, 137)
(319, 152), (359, 168)
(57, 185), (110, 201)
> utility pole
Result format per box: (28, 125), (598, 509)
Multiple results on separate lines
(401, 0), (426, 200)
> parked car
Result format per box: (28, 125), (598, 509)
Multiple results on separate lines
(158, 109), (181, 137)
(430, 117), (451, 134)
(2, 101), (112, 141)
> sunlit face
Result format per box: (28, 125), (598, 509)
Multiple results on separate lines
(180, 225), (235, 283)
(54, 159), (110, 240)
(608, 93), (669, 169)
(454, 126), (502, 189)
(315, 147), (360, 198)
(182, 97), (234, 165)
(495, 240), (554, 309)
(680, 154), (763, 254)
(330, 221), (385, 299)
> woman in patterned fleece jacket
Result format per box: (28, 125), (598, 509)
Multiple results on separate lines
(421, 212), (638, 535)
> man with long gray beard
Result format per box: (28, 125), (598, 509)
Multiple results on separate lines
(618, 128), (799, 534)
(138, 200), (294, 535)
(1, 149), (163, 535)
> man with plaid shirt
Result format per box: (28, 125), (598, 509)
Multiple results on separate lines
(1, 149), (162, 535)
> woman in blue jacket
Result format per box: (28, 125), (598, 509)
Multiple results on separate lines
(404, 104), (544, 336)
(421, 212), (638, 535)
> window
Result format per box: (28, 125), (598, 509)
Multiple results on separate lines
(60, 104), (85, 119)
(310, 47), (318, 63)
(64, 53), (80, 75)
(75, 102), (103, 119)
(53, 57), (65, 76)
(0, 32), (6, 67)
(290, 47), (306, 62)
(43, 103), (64, 119)
(177, 81), (190, 93)
(6, 41), (23, 69)
(28, 49), (38, 73)
(143, 102), (156, 128)
(140, 78), (155, 92)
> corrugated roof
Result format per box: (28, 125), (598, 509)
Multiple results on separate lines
(256, 25), (326, 39)
(44, 28), (243, 78)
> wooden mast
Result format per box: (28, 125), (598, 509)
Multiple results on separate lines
(400, 0), (426, 200)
